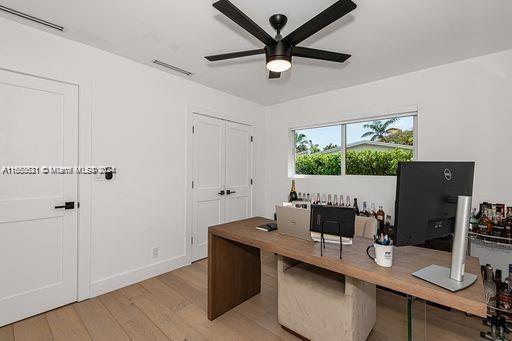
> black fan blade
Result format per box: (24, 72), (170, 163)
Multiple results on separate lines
(269, 71), (281, 79)
(284, 0), (356, 46)
(293, 46), (350, 63)
(205, 49), (265, 61)
(213, 0), (275, 46)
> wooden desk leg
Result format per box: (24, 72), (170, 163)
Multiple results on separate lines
(208, 233), (261, 320)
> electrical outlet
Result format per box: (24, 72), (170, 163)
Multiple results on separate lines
(152, 247), (159, 259)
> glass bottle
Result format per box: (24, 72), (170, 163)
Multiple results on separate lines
(376, 206), (385, 233)
(340, 195), (345, 207)
(361, 201), (369, 217)
(327, 194), (332, 206)
(353, 198), (360, 215)
(505, 207), (512, 238)
(370, 203), (377, 217)
(289, 180), (298, 202)
(346, 195), (351, 207)
(482, 208), (493, 235)
(333, 194), (338, 206)
(504, 264), (512, 292)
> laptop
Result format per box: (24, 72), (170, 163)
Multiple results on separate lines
(276, 205), (313, 241)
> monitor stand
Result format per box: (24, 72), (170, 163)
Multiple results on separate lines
(412, 264), (477, 292)
(411, 195), (477, 292)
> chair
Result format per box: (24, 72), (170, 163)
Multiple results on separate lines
(277, 216), (378, 341)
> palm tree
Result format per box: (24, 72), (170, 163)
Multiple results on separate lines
(323, 143), (339, 151)
(295, 133), (308, 153)
(308, 140), (321, 154)
(360, 118), (398, 141)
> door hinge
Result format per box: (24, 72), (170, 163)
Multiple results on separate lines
(192, 181), (194, 188)
(192, 125), (195, 133)
(250, 135), (253, 142)
(250, 178), (253, 185)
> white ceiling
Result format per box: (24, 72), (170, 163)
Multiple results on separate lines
(2, 0), (512, 105)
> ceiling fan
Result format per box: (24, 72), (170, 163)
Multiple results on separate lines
(205, 0), (356, 79)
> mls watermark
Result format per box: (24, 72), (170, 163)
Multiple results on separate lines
(1, 166), (117, 175)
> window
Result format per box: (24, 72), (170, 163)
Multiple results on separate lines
(292, 114), (416, 176)
(294, 125), (342, 176)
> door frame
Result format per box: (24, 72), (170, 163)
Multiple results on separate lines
(0, 66), (93, 301)
(185, 105), (255, 264)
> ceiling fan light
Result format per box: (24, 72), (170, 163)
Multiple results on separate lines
(266, 57), (291, 72)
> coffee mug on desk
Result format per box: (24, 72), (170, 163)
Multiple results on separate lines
(366, 243), (393, 267)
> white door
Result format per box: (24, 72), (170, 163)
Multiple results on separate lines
(225, 121), (252, 222)
(0, 70), (78, 326)
(191, 114), (252, 261)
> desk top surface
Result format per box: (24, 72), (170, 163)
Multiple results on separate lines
(209, 217), (487, 317)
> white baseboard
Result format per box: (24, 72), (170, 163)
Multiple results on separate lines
(89, 254), (189, 297)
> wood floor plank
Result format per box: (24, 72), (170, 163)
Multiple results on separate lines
(171, 297), (244, 340)
(158, 272), (207, 311)
(120, 284), (207, 340)
(99, 291), (169, 341)
(13, 314), (53, 341)
(46, 305), (91, 341)
(0, 324), (14, 341)
(140, 277), (187, 309)
(74, 297), (129, 341)
(218, 310), (282, 341)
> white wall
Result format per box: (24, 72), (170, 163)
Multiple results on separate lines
(264, 49), (512, 272)
(0, 17), (266, 297)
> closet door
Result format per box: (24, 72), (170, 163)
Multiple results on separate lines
(224, 121), (252, 222)
(191, 114), (226, 261)
(191, 114), (252, 261)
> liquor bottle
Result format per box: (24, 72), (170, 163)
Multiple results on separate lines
(289, 180), (298, 202)
(504, 264), (512, 291)
(327, 194), (332, 206)
(316, 193), (321, 204)
(333, 194), (338, 206)
(384, 215), (392, 235)
(376, 206), (385, 233)
(340, 195), (345, 207)
(505, 207), (512, 238)
(321, 194), (327, 205)
(346, 195), (351, 207)
(360, 201), (369, 217)
(481, 208), (493, 235)
(495, 269), (502, 287)
(469, 208), (478, 231)
(353, 198), (360, 215)
(484, 264), (497, 312)
(306, 193), (310, 202)
(370, 203), (377, 217)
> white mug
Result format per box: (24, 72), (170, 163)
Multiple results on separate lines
(366, 243), (393, 267)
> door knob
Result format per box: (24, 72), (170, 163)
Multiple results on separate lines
(218, 190), (225, 195)
(55, 201), (75, 210)
(226, 190), (236, 195)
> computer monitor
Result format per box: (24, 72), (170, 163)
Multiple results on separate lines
(394, 161), (475, 247)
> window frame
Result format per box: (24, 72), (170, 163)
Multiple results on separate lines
(289, 110), (418, 178)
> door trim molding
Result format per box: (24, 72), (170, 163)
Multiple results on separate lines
(0, 66), (93, 301)
(186, 105), (255, 264)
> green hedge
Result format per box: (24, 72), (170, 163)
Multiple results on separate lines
(295, 149), (413, 176)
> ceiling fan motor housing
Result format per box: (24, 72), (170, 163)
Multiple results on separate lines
(265, 40), (292, 65)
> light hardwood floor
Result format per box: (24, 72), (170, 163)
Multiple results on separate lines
(0, 252), (483, 340)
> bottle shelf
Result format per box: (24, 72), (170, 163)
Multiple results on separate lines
(468, 231), (512, 246)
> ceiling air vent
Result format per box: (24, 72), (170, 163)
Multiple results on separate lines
(0, 5), (64, 31)
(152, 60), (193, 76)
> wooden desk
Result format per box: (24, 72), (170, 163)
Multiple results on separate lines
(208, 217), (487, 322)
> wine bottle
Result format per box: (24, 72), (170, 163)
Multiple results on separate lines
(340, 195), (345, 207)
(353, 198), (359, 215)
(333, 194), (338, 206)
(346, 195), (351, 207)
(289, 180), (298, 202)
(327, 194), (332, 206)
